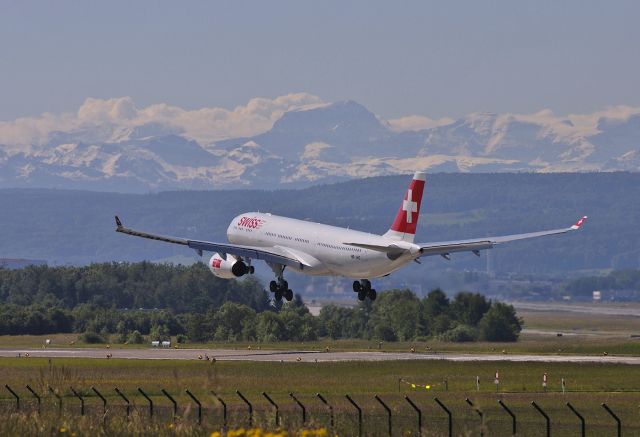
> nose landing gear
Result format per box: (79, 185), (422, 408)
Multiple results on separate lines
(352, 279), (377, 301)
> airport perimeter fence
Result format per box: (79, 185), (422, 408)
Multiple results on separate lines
(0, 384), (637, 436)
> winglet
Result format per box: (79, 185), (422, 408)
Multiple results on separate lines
(115, 215), (123, 228)
(570, 216), (588, 230)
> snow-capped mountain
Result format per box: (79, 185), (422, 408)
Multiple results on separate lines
(0, 95), (638, 192)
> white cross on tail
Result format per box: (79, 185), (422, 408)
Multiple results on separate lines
(402, 189), (418, 224)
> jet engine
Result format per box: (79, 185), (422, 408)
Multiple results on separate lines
(208, 253), (252, 279)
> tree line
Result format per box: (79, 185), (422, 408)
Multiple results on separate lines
(0, 263), (522, 342)
(318, 289), (521, 342)
(564, 269), (640, 297)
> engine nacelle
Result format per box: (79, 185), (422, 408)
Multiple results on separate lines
(208, 253), (250, 279)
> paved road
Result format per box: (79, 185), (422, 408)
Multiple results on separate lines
(2, 347), (639, 364)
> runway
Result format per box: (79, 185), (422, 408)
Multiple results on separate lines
(2, 347), (640, 364)
(513, 301), (640, 317)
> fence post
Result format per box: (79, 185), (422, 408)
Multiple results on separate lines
(236, 390), (253, 427)
(375, 395), (392, 437)
(49, 386), (62, 413)
(211, 391), (227, 431)
(498, 400), (516, 436)
(346, 395), (362, 437)
(316, 393), (334, 431)
(115, 388), (131, 418)
(531, 401), (550, 437)
(290, 392), (306, 424)
(92, 386), (107, 417)
(602, 403), (621, 437)
(262, 392), (280, 427)
(26, 385), (41, 414)
(566, 402), (585, 437)
(405, 395), (422, 437)
(434, 397), (452, 437)
(185, 390), (202, 425)
(69, 386), (84, 416)
(138, 387), (153, 418)
(161, 389), (178, 422)
(465, 398), (484, 437)
(5, 384), (20, 410)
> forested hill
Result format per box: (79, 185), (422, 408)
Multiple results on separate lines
(0, 172), (638, 273)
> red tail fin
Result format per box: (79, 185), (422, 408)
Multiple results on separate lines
(383, 171), (426, 243)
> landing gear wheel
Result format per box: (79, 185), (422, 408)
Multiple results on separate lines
(271, 276), (292, 303)
(355, 279), (375, 301)
(368, 289), (377, 301)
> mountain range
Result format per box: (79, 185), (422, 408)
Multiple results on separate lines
(1, 96), (639, 192)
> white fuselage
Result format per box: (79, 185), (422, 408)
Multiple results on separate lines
(226, 212), (420, 279)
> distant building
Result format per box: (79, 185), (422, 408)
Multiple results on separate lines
(0, 258), (47, 269)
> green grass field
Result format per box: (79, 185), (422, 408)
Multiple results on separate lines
(518, 307), (640, 334)
(0, 357), (639, 436)
(1, 306), (640, 435)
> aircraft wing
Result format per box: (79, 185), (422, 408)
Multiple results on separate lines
(114, 216), (307, 268)
(418, 216), (587, 257)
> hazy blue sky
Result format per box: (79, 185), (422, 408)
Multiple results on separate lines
(2, 1), (639, 120)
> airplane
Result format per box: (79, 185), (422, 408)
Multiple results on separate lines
(115, 171), (587, 302)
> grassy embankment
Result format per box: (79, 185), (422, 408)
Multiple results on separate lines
(3, 333), (640, 357)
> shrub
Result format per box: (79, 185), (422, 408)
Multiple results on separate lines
(149, 324), (170, 341)
(373, 323), (397, 342)
(479, 303), (523, 342)
(439, 324), (478, 342)
(79, 332), (106, 344)
(127, 330), (144, 344)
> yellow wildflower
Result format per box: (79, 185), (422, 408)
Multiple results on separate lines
(300, 429), (328, 437)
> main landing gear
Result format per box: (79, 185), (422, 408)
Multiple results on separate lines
(267, 263), (294, 302)
(353, 279), (377, 301)
(269, 278), (294, 302)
